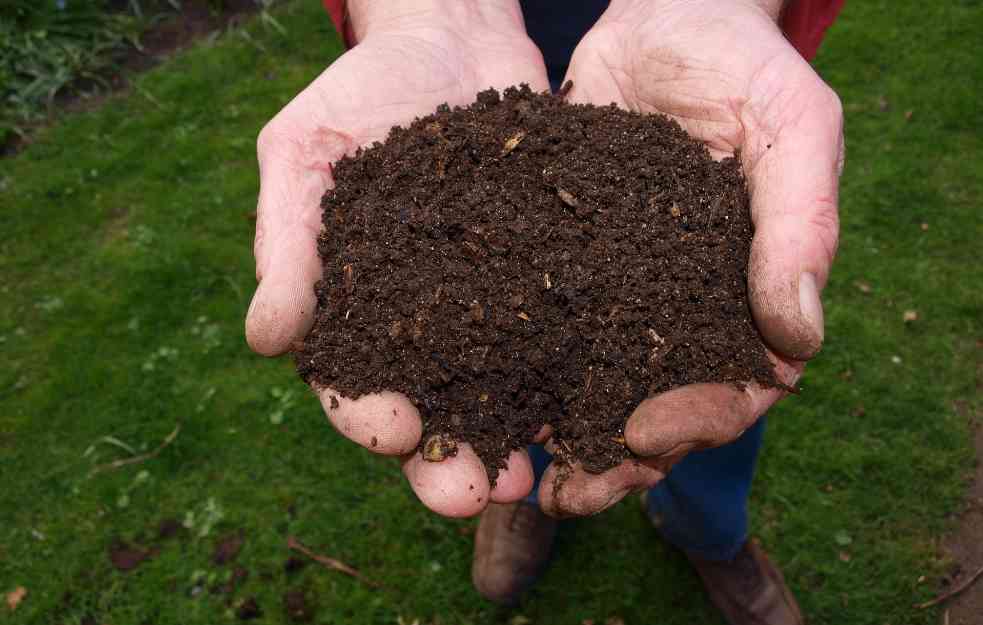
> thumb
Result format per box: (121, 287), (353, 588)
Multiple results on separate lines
(245, 124), (354, 356)
(745, 69), (844, 361)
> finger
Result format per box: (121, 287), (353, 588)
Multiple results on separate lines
(625, 381), (781, 458)
(533, 424), (553, 444)
(489, 449), (534, 504)
(537, 459), (664, 518)
(318, 388), (422, 455)
(402, 443), (490, 518)
(244, 228), (321, 357)
(246, 123), (357, 356)
(743, 60), (844, 360)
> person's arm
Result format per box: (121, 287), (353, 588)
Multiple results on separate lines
(321, 0), (845, 60)
(246, 0), (550, 517)
(533, 0), (845, 517)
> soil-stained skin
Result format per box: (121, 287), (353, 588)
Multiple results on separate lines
(296, 85), (778, 483)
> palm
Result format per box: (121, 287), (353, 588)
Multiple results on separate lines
(571, 3), (839, 154)
(251, 30), (548, 297)
(566, 5), (813, 408)
(248, 25), (549, 517)
(534, 1), (844, 517)
(273, 30), (549, 153)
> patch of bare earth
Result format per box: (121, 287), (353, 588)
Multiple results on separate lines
(938, 341), (983, 625)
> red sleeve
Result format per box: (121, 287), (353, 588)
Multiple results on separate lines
(323, 0), (845, 61)
(323, 0), (355, 48)
(780, 0), (845, 61)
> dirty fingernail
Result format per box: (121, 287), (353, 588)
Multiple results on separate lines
(798, 272), (824, 347)
(246, 289), (260, 322)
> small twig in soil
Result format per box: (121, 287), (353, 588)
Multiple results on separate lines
(557, 188), (579, 208)
(583, 367), (594, 400)
(286, 536), (380, 589)
(91, 423), (181, 474)
(501, 130), (526, 156)
(342, 264), (355, 295)
(914, 563), (983, 609)
(706, 194), (723, 231)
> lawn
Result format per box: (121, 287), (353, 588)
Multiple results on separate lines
(1, 1), (981, 624)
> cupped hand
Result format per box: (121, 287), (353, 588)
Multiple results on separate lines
(245, 1), (550, 517)
(537, 0), (844, 517)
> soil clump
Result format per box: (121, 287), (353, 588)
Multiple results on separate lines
(297, 84), (780, 482)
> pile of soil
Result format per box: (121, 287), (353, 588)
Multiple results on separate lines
(296, 84), (779, 482)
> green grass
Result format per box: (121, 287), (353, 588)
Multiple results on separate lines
(1, 1), (980, 624)
(1, 0), (159, 143)
(0, 1), (283, 145)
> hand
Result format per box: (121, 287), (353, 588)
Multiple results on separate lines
(245, 0), (550, 517)
(535, 0), (844, 517)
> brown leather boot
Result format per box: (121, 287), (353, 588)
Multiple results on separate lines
(686, 540), (805, 625)
(641, 493), (803, 625)
(471, 502), (557, 605)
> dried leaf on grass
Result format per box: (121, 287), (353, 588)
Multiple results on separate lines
(5, 586), (26, 611)
(109, 541), (157, 572)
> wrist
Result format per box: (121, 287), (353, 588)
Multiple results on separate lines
(347, 0), (528, 44)
(604, 0), (789, 24)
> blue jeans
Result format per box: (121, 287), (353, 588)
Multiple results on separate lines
(526, 420), (766, 561)
(521, 0), (764, 562)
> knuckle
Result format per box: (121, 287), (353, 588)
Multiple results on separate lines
(821, 84), (844, 122)
(257, 119), (289, 160)
(810, 206), (840, 266)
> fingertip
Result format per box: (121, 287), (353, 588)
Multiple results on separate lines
(623, 391), (697, 458)
(798, 271), (825, 350)
(535, 464), (572, 519)
(245, 276), (317, 357)
(245, 224), (322, 357)
(748, 238), (825, 361)
(245, 284), (282, 356)
(624, 384), (756, 457)
(537, 461), (662, 518)
(320, 389), (422, 455)
(489, 449), (534, 504)
(623, 401), (663, 458)
(402, 443), (490, 518)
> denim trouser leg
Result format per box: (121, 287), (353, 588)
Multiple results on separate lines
(525, 418), (766, 562)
